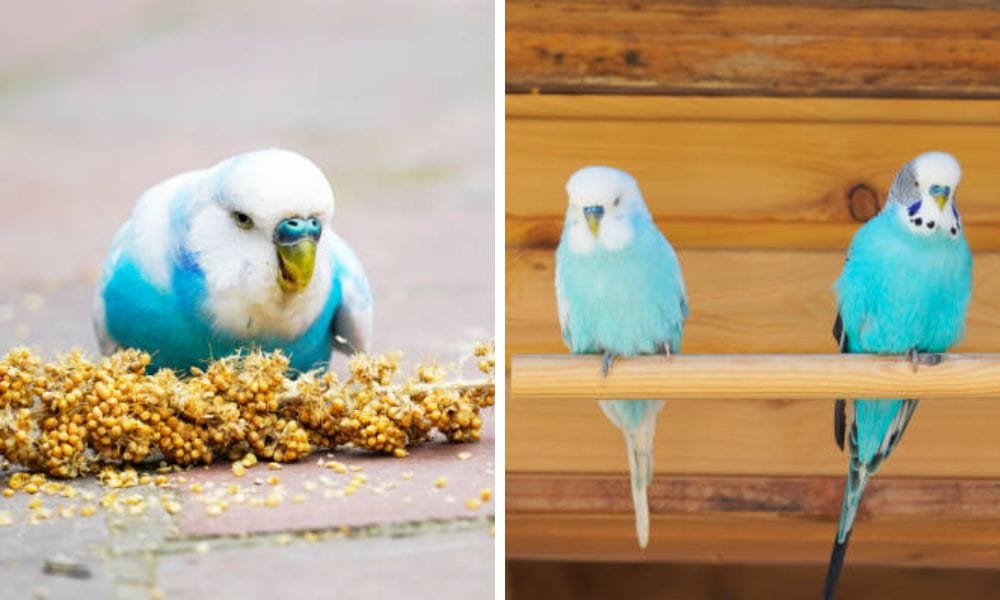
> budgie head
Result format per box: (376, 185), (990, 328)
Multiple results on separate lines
(186, 148), (337, 337)
(887, 151), (963, 238)
(563, 165), (650, 254)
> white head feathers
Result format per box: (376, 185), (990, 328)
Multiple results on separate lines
(889, 151), (963, 239)
(185, 148), (336, 339)
(563, 165), (650, 254)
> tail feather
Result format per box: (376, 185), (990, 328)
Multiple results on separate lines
(823, 530), (853, 600)
(825, 462), (869, 599)
(600, 399), (663, 548)
(625, 435), (653, 548)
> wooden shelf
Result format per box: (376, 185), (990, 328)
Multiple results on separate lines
(507, 0), (1000, 98)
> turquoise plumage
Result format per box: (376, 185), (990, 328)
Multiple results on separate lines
(94, 149), (372, 374)
(555, 166), (687, 548)
(824, 152), (972, 598)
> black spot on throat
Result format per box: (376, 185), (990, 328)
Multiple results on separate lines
(913, 217), (922, 226)
(927, 221), (935, 229)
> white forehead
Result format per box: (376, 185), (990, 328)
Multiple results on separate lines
(209, 148), (334, 222)
(912, 151), (962, 187)
(565, 165), (639, 207)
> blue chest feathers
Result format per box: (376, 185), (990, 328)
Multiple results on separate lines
(102, 255), (342, 373)
(556, 223), (685, 356)
(836, 208), (973, 354)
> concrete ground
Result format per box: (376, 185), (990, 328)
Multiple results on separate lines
(0, 1), (494, 598)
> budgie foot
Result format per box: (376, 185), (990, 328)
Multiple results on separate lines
(904, 348), (943, 373)
(601, 352), (617, 378)
(663, 341), (672, 359)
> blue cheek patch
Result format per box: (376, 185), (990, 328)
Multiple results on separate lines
(952, 204), (960, 219)
(906, 201), (922, 217)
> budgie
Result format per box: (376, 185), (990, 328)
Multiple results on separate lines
(94, 148), (372, 373)
(824, 151), (972, 599)
(555, 166), (688, 548)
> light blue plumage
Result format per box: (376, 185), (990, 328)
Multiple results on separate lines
(94, 149), (373, 374)
(555, 166), (687, 548)
(824, 151), (972, 599)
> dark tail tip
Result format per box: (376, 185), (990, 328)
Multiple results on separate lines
(823, 532), (852, 600)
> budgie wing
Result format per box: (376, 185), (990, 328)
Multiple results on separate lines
(833, 312), (849, 451)
(328, 233), (373, 355)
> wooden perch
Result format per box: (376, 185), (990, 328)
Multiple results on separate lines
(510, 353), (1000, 400)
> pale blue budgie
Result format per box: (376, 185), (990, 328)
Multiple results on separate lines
(94, 148), (372, 373)
(555, 166), (688, 548)
(824, 151), (972, 598)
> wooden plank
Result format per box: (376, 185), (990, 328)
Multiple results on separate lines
(511, 354), (1000, 401)
(505, 392), (1000, 477)
(506, 249), (1000, 357)
(507, 473), (1000, 518)
(506, 514), (1000, 567)
(508, 561), (1000, 600)
(506, 1), (1000, 98)
(505, 96), (1000, 250)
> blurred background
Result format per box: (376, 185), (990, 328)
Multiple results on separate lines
(0, 1), (494, 598)
(0, 0), (493, 362)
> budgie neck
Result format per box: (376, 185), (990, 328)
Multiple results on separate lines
(563, 211), (651, 256)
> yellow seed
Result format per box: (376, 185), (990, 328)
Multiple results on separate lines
(241, 453), (258, 468)
(189, 483), (203, 493)
(480, 489), (492, 502)
(465, 498), (481, 510)
(232, 463), (246, 477)
(266, 476), (279, 486)
(80, 505), (97, 517)
(267, 462), (282, 471)
(264, 495), (280, 508)
(164, 501), (182, 515)
(205, 504), (224, 517)
(2, 489), (13, 498)
(457, 452), (472, 461)
(434, 477), (448, 489)
(0, 511), (12, 526)
(27, 498), (42, 509)
(292, 495), (305, 504)
(402, 472), (414, 481)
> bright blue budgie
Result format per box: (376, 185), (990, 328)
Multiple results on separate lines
(94, 148), (373, 373)
(824, 151), (972, 599)
(555, 166), (688, 548)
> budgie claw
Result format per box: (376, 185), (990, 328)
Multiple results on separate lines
(663, 342), (673, 359)
(905, 348), (943, 373)
(601, 352), (616, 378)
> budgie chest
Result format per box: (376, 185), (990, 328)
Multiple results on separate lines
(556, 225), (685, 356)
(837, 209), (972, 354)
(102, 255), (341, 373)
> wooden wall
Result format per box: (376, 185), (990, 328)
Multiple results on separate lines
(505, 0), (1000, 574)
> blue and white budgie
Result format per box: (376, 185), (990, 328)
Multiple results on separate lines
(824, 151), (972, 599)
(555, 166), (688, 548)
(93, 148), (373, 373)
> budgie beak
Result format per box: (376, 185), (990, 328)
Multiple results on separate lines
(274, 217), (322, 293)
(930, 185), (950, 210)
(583, 205), (605, 237)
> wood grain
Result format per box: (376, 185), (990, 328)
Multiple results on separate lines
(506, 248), (1000, 357)
(511, 354), (1000, 400)
(508, 561), (1000, 600)
(507, 513), (1000, 567)
(506, 1), (1000, 97)
(506, 392), (1000, 478)
(506, 96), (1000, 250)
(507, 473), (1000, 518)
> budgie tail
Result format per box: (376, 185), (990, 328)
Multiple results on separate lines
(823, 460), (868, 600)
(600, 399), (663, 549)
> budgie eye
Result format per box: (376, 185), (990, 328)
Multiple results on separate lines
(231, 211), (254, 230)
